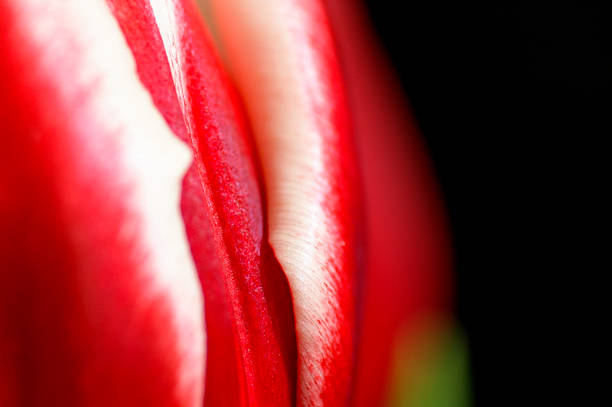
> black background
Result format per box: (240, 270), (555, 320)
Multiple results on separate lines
(363, 1), (609, 405)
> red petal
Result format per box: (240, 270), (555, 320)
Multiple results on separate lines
(0, 1), (204, 406)
(105, 0), (296, 405)
(323, 1), (453, 405)
(207, 1), (362, 405)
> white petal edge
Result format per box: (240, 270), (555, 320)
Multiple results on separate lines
(205, 1), (349, 405)
(9, 0), (206, 404)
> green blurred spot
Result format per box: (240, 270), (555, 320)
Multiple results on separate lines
(389, 322), (471, 407)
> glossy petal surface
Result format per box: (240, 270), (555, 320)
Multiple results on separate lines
(106, 1), (297, 405)
(207, 1), (362, 405)
(0, 0), (204, 405)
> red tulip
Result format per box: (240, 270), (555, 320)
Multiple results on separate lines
(0, 0), (452, 406)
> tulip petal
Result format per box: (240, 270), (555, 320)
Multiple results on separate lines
(323, 1), (453, 405)
(105, 1), (297, 405)
(206, 1), (362, 406)
(0, 0), (205, 406)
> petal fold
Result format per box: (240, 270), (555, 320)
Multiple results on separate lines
(206, 1), (363, 405)
(106, 0), (297, 405)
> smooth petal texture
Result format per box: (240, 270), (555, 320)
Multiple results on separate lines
(323, 1), (453, 406)
(0, 0), (205, 406)
(106, 0), (297, 405)
(207, 1), (362, 406)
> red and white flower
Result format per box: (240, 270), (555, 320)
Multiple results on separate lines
(0, 0), (451, 406)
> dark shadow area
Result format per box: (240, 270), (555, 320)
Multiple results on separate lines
(363, 1), (609, 404)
